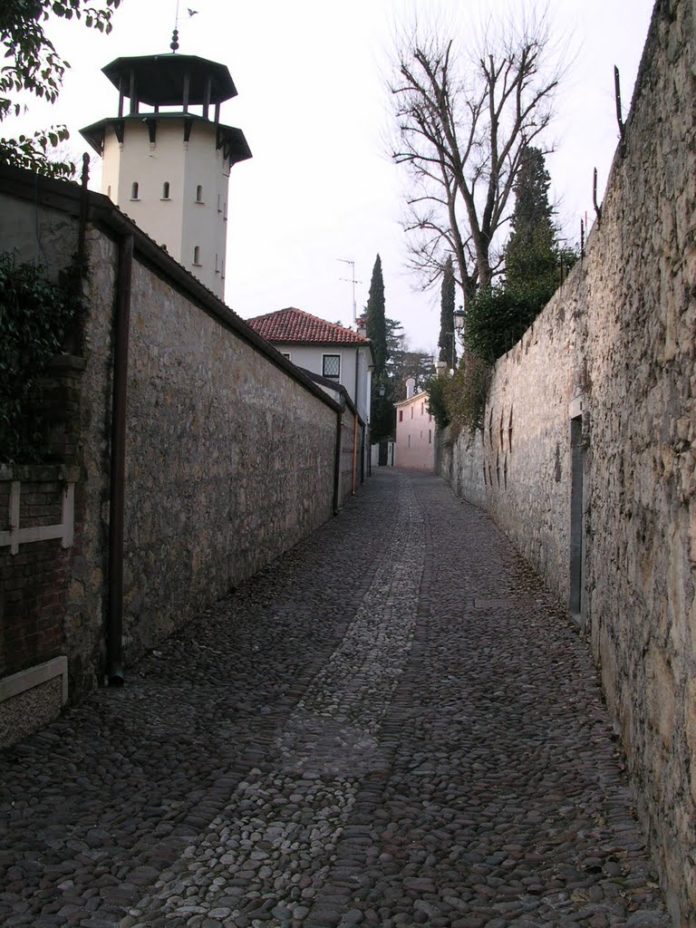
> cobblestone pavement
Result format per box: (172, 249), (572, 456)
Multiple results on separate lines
(0, 472), (670, 928)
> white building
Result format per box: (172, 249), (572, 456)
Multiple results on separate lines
(246, 307), (374, 427)
(81, 51), (251, 298)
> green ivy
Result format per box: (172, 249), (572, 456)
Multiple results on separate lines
(426, 375), (450, 430)
(443, 355), (491, 436)
(464, 283), (554, 364)
(0, 252), (81, 462)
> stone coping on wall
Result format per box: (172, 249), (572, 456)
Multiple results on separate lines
(0, 463), (80, 483)
(299, 367), (364, 424)
(0, 657), (68, 748)
(0, 655), (68, 703)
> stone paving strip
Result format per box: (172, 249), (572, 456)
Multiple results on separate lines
(0, 472), (670, 928)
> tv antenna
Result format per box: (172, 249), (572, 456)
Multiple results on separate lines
(337, 258), (360, 323)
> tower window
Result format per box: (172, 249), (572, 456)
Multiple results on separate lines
(193, 245), (201, 266)
(130, 182), (139, 200)
(215, 253), (219, 274)
(196, 185), (203, 203)
(217, 193), (222, 213)
(162, 181), (170, 199)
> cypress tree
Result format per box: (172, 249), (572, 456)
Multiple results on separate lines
(465, 147), (565, 363)
(438, 255), (455, 368)
(365, 255), (387, 375)
(365, 255), (393, 444)
(504, 146), (557, 294)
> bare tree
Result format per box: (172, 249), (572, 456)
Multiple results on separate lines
(390, 12), (559, 307)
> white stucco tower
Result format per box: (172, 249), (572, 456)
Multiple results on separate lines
(81, 50), (251, 298)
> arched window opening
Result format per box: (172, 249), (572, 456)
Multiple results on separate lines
(162, 181), (170, 199)
(196, 185), (203, 203)
(193, 245), (201, 265)
(131, 182), (139, 200)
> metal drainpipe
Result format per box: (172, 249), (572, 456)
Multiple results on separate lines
(106, 233), (133, 685)
(353, 349), (361, 485)
(333, 407), (342, 515)
(351, 413), (359, 495)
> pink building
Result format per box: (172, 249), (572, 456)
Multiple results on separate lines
(394, 378), (435, 471)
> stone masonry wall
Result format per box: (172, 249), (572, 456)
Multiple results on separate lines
(338, 407), (358, 506)
(442, 1), (695, 922)
(121, 259), (338, 658)
(0, 175), (346, 726)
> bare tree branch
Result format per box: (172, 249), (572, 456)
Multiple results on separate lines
(389, 9), (560, 307)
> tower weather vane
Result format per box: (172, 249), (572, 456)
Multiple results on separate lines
(171, 1), (199, 52)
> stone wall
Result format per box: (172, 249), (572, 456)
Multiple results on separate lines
(0, 167), (355, 743)
(120, 258), (338, 658)
(441, 1), (695, 921)
(338, 406), (359, 506)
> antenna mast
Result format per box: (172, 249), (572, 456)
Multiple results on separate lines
(337, 258), (360, 323)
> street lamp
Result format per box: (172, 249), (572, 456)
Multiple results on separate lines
(453, 306), (465, 340)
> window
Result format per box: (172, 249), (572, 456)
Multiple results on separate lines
(130, 181), (139, 200)
(223, 201), (228, 221)
(421, 402), (425, 415)
(410, 407), (414, 419)
(399, 410), (403, 422)
(193, 245), (201, 265)
(322, 354), (340, 380)
(429, 429), (432, 444)
(217, 193), (222, 213)
(162, 181), (170, 199)
(107, 185), (112, 199)
(281, 352), (291, 360)
(215, 253), (219, 274)
(408, 435), (411, 448)
(195, 185), (203, 203)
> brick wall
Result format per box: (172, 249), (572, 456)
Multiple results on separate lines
(0, 468), (75, 681)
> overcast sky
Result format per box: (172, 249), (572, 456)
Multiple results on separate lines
(8, 0), (655, 353)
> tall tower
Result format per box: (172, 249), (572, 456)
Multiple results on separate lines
(81, 51), (251, 298)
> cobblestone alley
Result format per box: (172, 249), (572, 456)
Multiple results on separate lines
(0, 472), (670, 928)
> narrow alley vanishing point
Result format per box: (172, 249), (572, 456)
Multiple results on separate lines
(0, 472), (668, 927)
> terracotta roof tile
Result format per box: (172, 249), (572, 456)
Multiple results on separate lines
(246, 307), (370, 345)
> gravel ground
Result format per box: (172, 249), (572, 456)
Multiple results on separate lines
(0, 471), (670, 928)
